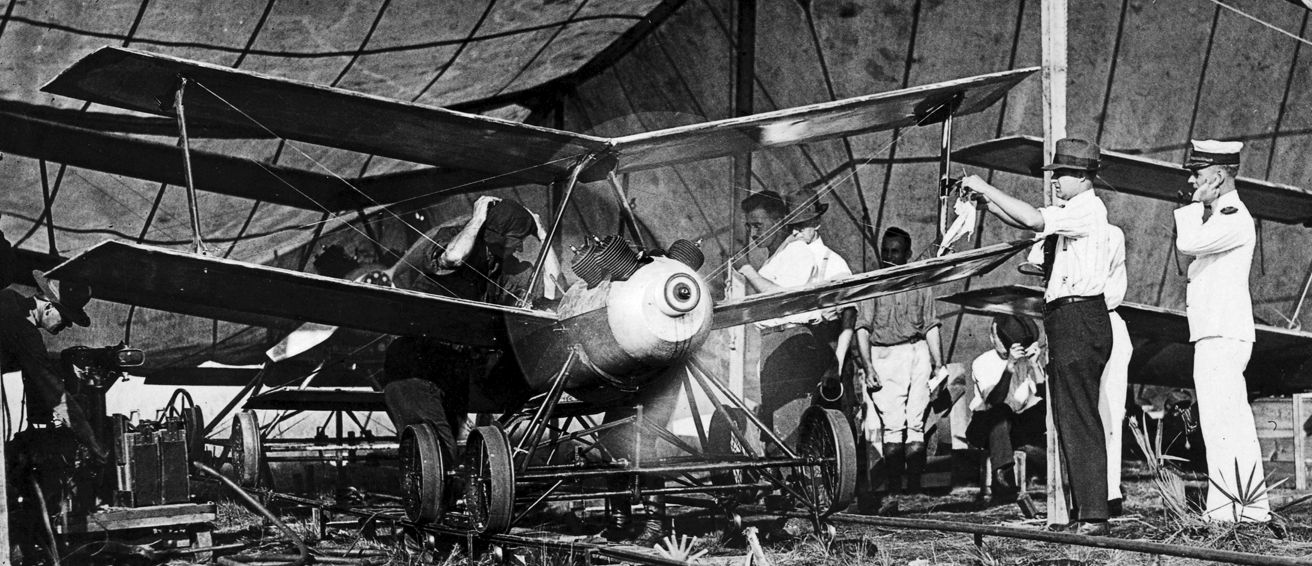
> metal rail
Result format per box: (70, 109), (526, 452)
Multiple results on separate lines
(246, 485), (696, 566)
(813, 512), (1312, 566)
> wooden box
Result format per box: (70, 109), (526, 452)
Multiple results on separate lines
(1252, 393), (1312, 491)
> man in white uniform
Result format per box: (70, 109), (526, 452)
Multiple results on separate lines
(1174, 139), (1269, 523)
(1099, 225), (1132, 515)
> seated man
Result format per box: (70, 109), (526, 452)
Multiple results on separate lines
(383, 196), (559, 457)
(965, 314), (1046, 501)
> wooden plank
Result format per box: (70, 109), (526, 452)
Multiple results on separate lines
(43, 47), (614, 184)
(955, 135), (1312, 225)
(62, 503), (217, 534)
(711, 238), (1032, 329)
(1297, 393), (1310, 490)
(46, 241), (559, 347)
(613, 67), (1038, 173)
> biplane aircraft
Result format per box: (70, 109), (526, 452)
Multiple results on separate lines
(946, 135), (1312, 395)
(30, 46), (1040, 535)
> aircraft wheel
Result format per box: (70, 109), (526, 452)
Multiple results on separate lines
(707, 408), (760, 502)
(399, 424), (446, 523)
(182, 405), (206, 463)
(794, 406), (856, 515)
(464, 425), (515, 534)
(231, 411), (263, 488)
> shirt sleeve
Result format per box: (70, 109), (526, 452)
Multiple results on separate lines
(1038, 203), (1097, 238)
(1174, 204), (1254, 256)
(854, 298), (875, 332)
(920, 287), (941, 332)
(761, 241), (817, 288)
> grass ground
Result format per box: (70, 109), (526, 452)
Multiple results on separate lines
(204, 461), (1312, 566)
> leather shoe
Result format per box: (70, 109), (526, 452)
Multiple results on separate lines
(1074, 521), (1110, 536)
(1107, 498), (1123, 517)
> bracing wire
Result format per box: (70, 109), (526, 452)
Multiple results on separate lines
(1204, 0), (1312, 49)
(705, 98), (958, 283)
(192, 80), (583, 306)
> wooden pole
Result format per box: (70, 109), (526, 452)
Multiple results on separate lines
(729, 0), (756, 405)
(1041, 0), (1070, 527)
(0, 400), (8, 566)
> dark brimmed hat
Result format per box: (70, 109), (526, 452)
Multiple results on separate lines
(1041, 138), (1102, 172)
(783, 186), (829, 225)
(740, 190), (788, 216)
(1183, 139), (1242, 170)
(32, 270), (91, 327)
(993, 314), (1038, 348)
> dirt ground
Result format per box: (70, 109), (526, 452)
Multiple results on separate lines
(198, 458), (1312, 566)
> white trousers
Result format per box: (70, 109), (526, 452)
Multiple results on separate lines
(869, 340), (932, 440)
(1194, 337), (1269, 522)
(1098, 311), (1131, 500)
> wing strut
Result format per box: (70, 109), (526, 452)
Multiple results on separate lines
(935, 96), (959, 243)
(522, 153), (600, 308)
(606, 172), (646, 249)
(175, 77), (206, 254)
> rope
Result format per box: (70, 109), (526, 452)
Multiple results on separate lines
(1204, 0), (1312, 49)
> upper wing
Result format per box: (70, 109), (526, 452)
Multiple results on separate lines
(45, 47), (1035, 186)
(42, 46), (614, 185)
(937, 284), (1312, 391)
(0, 106), (515, 211)
(955, 135), (1312, 225)
(613, 68), (1037, 173)
(711, 239), (1033, 330)
(46, 241), (559, 348)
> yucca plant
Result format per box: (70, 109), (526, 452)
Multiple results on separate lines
(1205, 459), (1286, 523)
(1128, 416), (1195, 525)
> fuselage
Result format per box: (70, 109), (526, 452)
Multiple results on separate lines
(510, 256), (713, 402)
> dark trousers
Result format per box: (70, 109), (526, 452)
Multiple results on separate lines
(1044, 298), (1112, 521)
(759, 325), (837, 444)
(382, 336), (484, 454)
(965, 401), (1047, 470)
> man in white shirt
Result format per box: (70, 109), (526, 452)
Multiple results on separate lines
(1174, 139), (1268, 523)
(961, 138), (1114, 535)
(966, 315), (1046, 502)
(1099, 225), (1132, 516)
(735, 187), (852, 444)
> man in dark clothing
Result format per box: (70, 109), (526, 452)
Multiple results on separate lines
(382, 196), (558, 456)
(962, 138), (1114, 535)
(0, 269), (105, 459)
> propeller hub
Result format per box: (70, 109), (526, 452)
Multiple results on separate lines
(661, 273), (700, 315)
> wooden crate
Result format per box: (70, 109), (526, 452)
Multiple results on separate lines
(1252, 393), (1312, 491)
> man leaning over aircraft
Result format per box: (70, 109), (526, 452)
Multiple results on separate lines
(0, 258), (107, 461)
(381, 196), (560, 457)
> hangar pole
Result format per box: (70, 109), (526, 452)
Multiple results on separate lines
(728, 0), (756, 403)
(1041, 0), (1070, 526)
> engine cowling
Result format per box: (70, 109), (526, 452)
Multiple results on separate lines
(549, 256), (712, 395)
